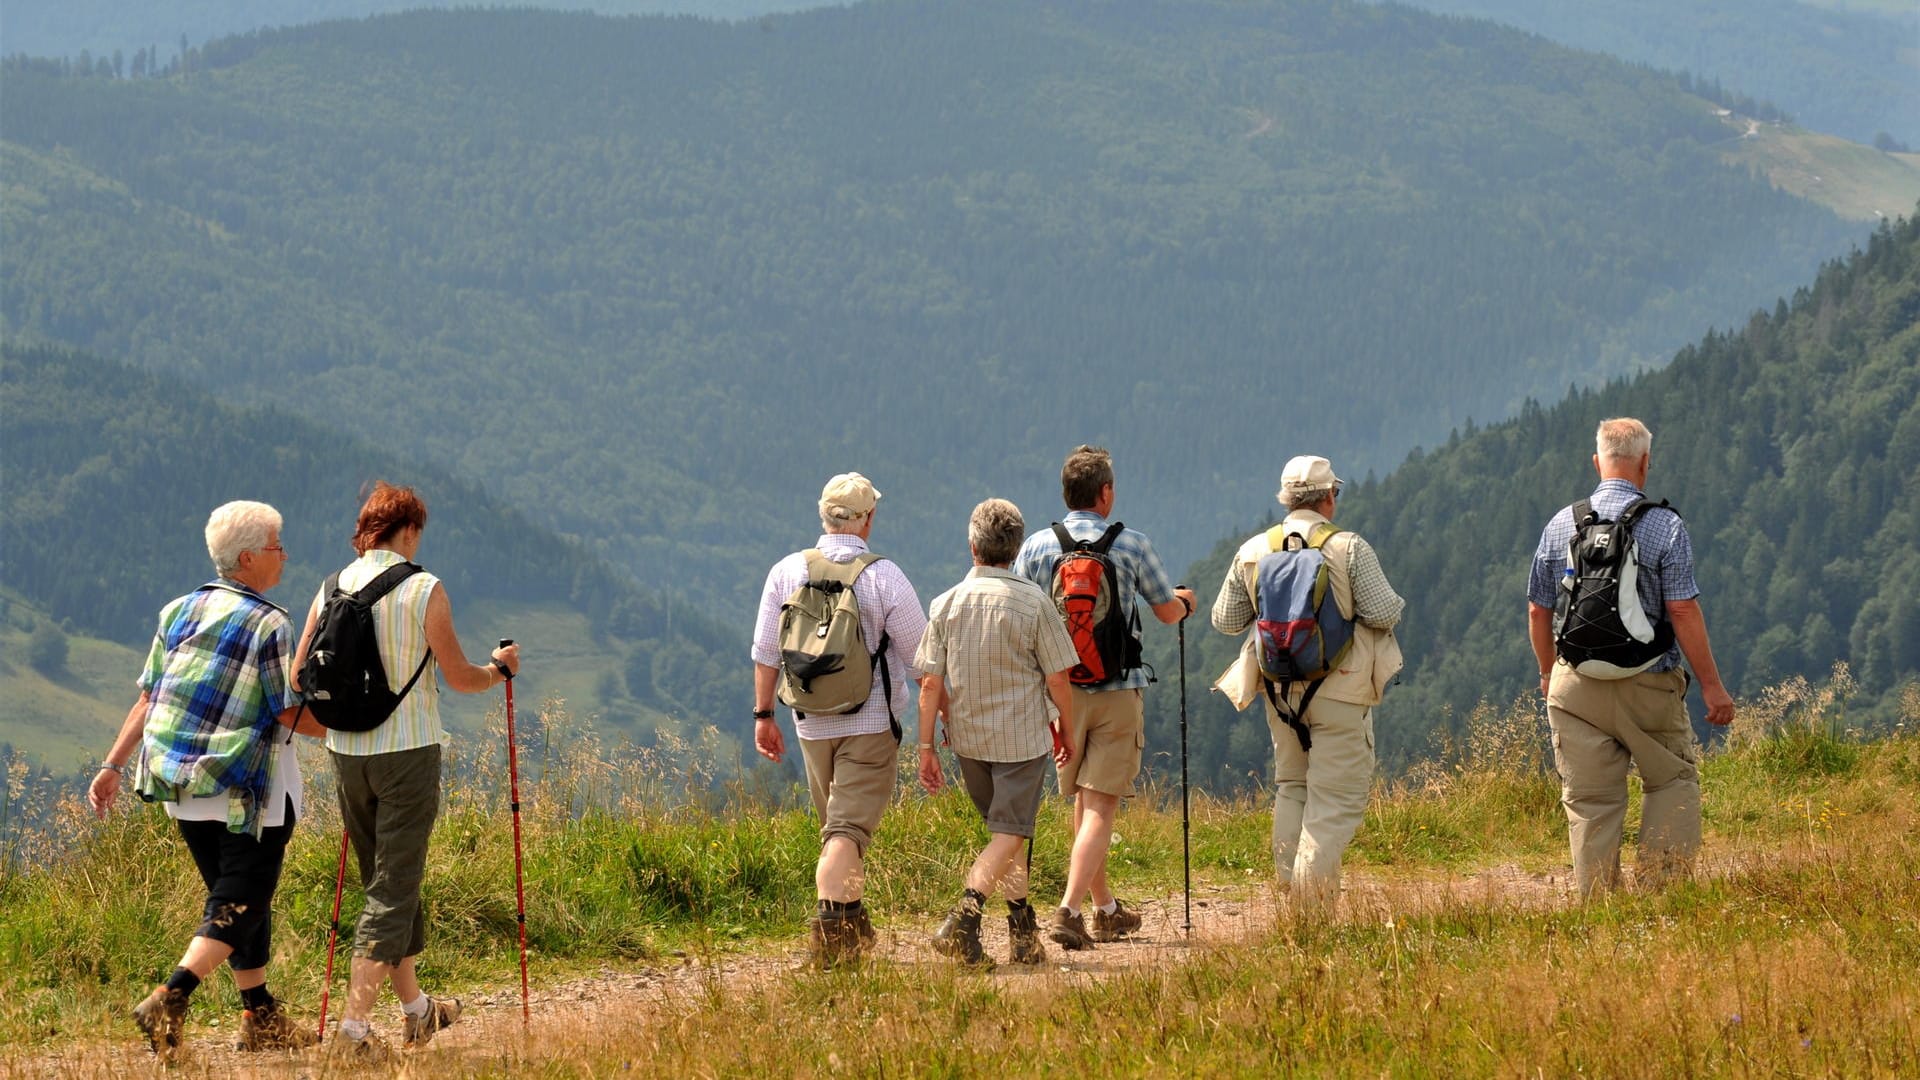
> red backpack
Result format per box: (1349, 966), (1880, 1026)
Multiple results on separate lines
(1048, 522), (1140, 686)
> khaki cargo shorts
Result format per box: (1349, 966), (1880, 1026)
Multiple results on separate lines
(1055, 686), (1144, 799)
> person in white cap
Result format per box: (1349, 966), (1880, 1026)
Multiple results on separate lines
(1210, 454), (1404, 918)
(750, 471), (926, 966)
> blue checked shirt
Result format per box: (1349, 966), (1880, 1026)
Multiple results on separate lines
(135, 580), (300, 835)
(1529, 478), (1699, 673)
(1013, 510), (1177, 691)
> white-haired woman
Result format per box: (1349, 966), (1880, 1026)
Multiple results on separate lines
(89, 500), (326, 1058)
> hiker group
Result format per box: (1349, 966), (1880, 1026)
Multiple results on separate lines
(89, 483), (519, 1061)
(753, 422), (1733, 970)
(89, 417), (1736, 1055)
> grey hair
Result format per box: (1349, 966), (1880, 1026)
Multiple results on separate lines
(205, 501), (282, 574)
(1279, 486), (1336, 511)
(1596, 417), (1652, 462)
(967, 498), (1025, 566)
(819, 505), (871, 534)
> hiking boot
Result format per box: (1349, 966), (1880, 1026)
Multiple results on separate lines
(809, 909), (864, 969)
(235, 1000), (320, 1051)
(931, 901), (987, 965)
(849, 905), (878, 948)
(1006, 905), (1047, 966)
(401, 995), (462, 1048)
(328, 1028), (394, 1064)
(1090, 898), (1143, 942)
(132, 985), (188, 1058)
(1047, 907), (1095, 951)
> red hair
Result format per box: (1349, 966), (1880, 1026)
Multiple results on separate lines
(352, 481), (429, 555)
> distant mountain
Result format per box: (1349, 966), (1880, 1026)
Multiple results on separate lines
(1381, 0), (1920, 147)
(1, 1), (1862, 608)
(0, 1), (824, 68)
(0, 344), (740, 747)
(1147, 210), (1920, 786)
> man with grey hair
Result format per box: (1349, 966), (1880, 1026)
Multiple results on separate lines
(88, 501), (327, 1057)
(915, 498), (1078, 966)
(1528, 417), (1735, 896)
(751, 472), (926, 966)
(1211, 456), (1404, 917)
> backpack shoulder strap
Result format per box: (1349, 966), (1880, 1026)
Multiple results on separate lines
(1618, 497), (1675, 529)
(1089, 521), (1126, 555)
(324, 570), (343, 597)
(351, 561), (425, 606)
(1264, 523), (1290, 552)
(1050, 522), (1079, 553)
(1571, 499), (1597, 526)
(1304, 523), (1346, 551)
(804, 549), (882, 588)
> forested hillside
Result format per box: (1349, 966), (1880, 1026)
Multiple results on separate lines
(1382, 0), (1920, 148)
(1147, 211), (1920, 787)
(0, 0), (1862, 607)
(0, 344), (738, 740)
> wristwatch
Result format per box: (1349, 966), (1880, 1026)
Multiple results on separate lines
(492, 659), (513, 681)
(752, 708), (775, 720)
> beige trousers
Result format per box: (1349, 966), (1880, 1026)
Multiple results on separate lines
(1268, 693), (1374, 915)
(1546, 663), (1698, 897)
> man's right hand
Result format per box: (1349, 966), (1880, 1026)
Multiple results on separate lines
(754, 717), (785, 763)
(1702, 683), (1736, 727)
(492, 643), (521, 677)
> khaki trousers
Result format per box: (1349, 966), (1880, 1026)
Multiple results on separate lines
(1268, 693), (1374, 914)
(799, 730), (898, 857)
(1546, 663), (1698, 896)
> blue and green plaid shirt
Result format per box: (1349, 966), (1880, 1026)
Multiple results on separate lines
(135, 580), (299, 835)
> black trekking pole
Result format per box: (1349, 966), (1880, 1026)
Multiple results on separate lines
(317, 827), (350, 1041)
(500, 638), (530, 1025)
(1177, 585), (1193, 937)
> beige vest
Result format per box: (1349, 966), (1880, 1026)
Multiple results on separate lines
(1232, 511), (1403, 708)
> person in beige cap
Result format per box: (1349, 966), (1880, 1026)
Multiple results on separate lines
(1210, 455), (1404, 918)
(750, 471), (926, 966)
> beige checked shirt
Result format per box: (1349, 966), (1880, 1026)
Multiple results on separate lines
(915, 566), (1078, 763)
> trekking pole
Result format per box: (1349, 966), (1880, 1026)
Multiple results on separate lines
(1177, 585), (1192, 937)
(317, 827), (350, 1040)
(500, 639), (530, 1025)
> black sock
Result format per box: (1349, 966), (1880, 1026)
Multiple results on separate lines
(963, 888), (987, 908)
(164, 967), (200, 998)
(240, 985), (274, 1012)
(1007, 896), (1031, 913)
(821, 898), (856, 913)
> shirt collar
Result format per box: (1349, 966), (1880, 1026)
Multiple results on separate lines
(966, 565), (1019, 581)
(1064, 509), (1109, 526)
(1592, 477), (1646, 499)
(815, 533), (870, 555)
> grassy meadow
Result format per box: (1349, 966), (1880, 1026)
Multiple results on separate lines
(0, 672), (1914, 1076)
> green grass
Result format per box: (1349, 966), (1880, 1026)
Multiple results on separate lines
(2, 676), (1915, 1074)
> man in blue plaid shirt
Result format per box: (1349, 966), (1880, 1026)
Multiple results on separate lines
(1528, 418), (1736, 897)
(1015, 446), (1195, 950)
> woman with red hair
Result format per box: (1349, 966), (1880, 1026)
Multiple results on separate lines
(295, 482), (520, 1061)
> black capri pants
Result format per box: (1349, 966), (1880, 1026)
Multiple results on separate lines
(174, 799), (296, 971)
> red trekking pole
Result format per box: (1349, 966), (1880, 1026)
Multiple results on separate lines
(317, 827), (351, 1040)
(500, 639), (530, 1024)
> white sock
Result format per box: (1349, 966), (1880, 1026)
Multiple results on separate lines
(1098, 899), (1118, 915)
(339, 1018), (370, 1041)
(401, 995), (430, 1018)
(1060, 904), (1080, 918)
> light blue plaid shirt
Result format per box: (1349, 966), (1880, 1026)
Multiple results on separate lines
(1013, 509), (1176, 691)
(1529, 478), (1698, 673)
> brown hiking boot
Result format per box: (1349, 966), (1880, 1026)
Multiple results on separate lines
(931, 898), (987, 965)
(235, 1000), (320, 1051)
(1047, 907), (1095, 951)
(402, 995), (462, 1048)
(1006, 904), (1047, 965)
(327, 1028), (394, 1064)
(1090, 898), (1143, 942)
(850, 905), (878, 948)
(809, 909), (865, 969)
(132, 985), (188, 1058)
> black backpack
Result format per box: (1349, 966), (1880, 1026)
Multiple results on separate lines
(1551, 497), (1676, 679)
(298, 562), (432, 731)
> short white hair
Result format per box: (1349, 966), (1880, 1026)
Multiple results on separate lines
(205, 501), (282, 574)
(967, 498), (1025, 566)
(819, 506), (871, 534)
(1596, 417), (1652, 462)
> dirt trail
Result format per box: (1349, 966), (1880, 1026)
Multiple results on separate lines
(11, 862), (1581, 1077)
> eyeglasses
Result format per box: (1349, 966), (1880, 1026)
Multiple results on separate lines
(259, 545), (286, 555)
